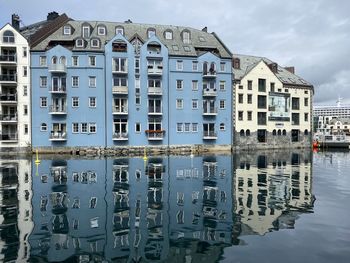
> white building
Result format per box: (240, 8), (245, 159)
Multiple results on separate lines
(0, 20), (30, 151)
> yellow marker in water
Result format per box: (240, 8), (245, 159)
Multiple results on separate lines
(143, 147), (148, 161)
(35, 149), (41, 164)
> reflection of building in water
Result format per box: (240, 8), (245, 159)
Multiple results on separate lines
(234, 150), (314, 237)
(0, 159), (32, 262)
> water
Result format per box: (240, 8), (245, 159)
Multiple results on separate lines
(0, 149), (349, 262)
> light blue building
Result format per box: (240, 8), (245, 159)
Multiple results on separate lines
(28, 18), (233, 149)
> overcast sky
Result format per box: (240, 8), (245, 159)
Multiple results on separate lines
(1, 0), (349, 105)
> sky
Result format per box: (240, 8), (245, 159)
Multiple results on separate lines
(1, 0), (349, 105)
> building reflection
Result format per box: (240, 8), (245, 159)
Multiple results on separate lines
(0, 150), (315, 262)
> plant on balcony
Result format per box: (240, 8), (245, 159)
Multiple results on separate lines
(145, 130), (165, 134)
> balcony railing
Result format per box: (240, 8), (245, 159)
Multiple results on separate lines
(148, 87), (162, 95)
(113, 132), (128, 141)
(112, 106), (128, 115)
(203, 107), (218, 116)
(0, 74), (17, 83)
(112, 86), (128, 95)
(49, 105), (67, 114)
(202, 89), (217, 97)
(0, 54), (16, 63)
(112, 66), (128, 74)
(0, 133), (18, 141)
(50, 86), (66, 94)
(146, 130), (165, 140)
(0, 93), (17, 102)
(148, 107), (162, 115)
(49, 64), (67, 73)
(147, 65), (163, 75)
(203, 70), (216, 78)
(0, 114), (17, 122)
(49, 131), (67, 141)
(203, 131), (217, 140)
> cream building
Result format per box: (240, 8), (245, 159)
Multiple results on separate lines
(0, 20), (31, 152)
(232, 54), (313, 149)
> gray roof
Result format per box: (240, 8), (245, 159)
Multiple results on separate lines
(329, 117), (350, 125)
(20, 20), (51, 39)
(232, 54), (313, 87)
(31, 20), (232, 58)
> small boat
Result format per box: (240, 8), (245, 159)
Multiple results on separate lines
(314, 132), (350, 148)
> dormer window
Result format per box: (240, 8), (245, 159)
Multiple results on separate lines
(76, 39), (84, 48)
(3, 30), (15, 43)
(164, 30), (173, 40)
(91, 39), (100, 48)
(63, 26), (71, 35)
(82, 26), (90, 38)
(115, 26), (124, 36)
(97, 26), (106, 36)
(147, 28), (156, 38)
(182, 30), (191, 44)
(112, 40), (127, 52)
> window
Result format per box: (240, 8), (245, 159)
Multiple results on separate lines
(304, 97), (309, 107)
(219, 81), (225, 91)
(89, 97), (96, 108)
(192, 99), (198, 109)
(182, 30), (190, 44)
(40, 123), (47, 131)
(220, 62), (226, 72)
(63, 26), (71, 35)
(76, 39), (84, 47)
(82, 26), (90, 38)
(257, 95), (267, 109)
(72, 97), (79, 108)
(112, 58), (127, 72)
(39, 56), (47, 66)
(219, 100), (225, 109)
(247, 94), (252, 104)
(248, 80), (252, 90)
(115, 26), (124, 35)
(40, 76), (47, 87)
(184, 123), (191, 132)
(240, 129), (245, 136)
(23, 47), (27, 57)
(23, 85), (27, 96)
(292, 98), (300, 110)
(72, 56), (79, 66)
(220, 123), (225, 131)
(23, 66), (27, 77)
(192, 123), (198, 132)
(247, 111), (252, 121)
(72, 123), (79, 133)
(258, 79), (266, 92)
(98, 26), (106, 35)
(3, 30), (14, 43)
(257, 129), (267, 143)
(177, 123), (183, 132)
(270, 82), (275, 92)
(176, 99), (183, 109)
(176, 80), (183, 90)
(192, 80), (198, 91)
(257, 112), (267, 125)
(89, 56), (96, 66)
(304, 113), (309, 122)
(238, 94), (243, 104)
(176, 60), (183, 71)
(89, 123), (97, 133)
(72, 76), (79, 87)
(81, 123), (88, 133)
(89, 76), (96, 87)
(135, 123), (141, 133)
(238, 111), (243, 121)
(192, 61), (198, 71)
(113, 77), (127, 87)
(24, 105), (28, 115)
(165, 30), (173, 39)
(40, 97), (47, 107)
(91, 39), (99, 48)
(147, 28), (156, 38)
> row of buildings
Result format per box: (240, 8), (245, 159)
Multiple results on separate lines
(0, 12), (314, 152)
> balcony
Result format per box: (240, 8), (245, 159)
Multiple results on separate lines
(113, 132), (128, 141)
(112, 65), (128, 75)
(112, 106), (128, 115)
(49, 64), (67, 74)
(49, 131), (67, 141)
(202, 89), (217, 97)
(203, 131), (217, 140)
(203, 70), (216, 78)
(0, 54), (16, 64)
(49, 105), (67, 115)
(146, 130), (165, 141)
(147, 65), (163, 76)
(148, 87), (162, 96)
(203, 107), (218, 116)
(0, 93), (17, 103)
(112, 86), (128, 95)
(0, 74), (17, 84)
(148, 107), (162, 116)
(0, 114), (17, 122)
(0, 133), (18, 142)
(50, 86), (66, 94)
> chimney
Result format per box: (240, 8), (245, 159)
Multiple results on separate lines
(269, 63), (278, 73)
(124, 19), (132, 24)
(11, 14), (20, 30)
(202, 26), (207, 32)
(285, 66), (295, 74)
(47, 11), (59, 21)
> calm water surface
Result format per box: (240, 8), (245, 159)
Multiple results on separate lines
(0, 150), (349, 262)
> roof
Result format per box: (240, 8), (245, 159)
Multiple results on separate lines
(232, 54), (313, 87)
(30, 20), (232, 58)
(329, 117), (350, 125)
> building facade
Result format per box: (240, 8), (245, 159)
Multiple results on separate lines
(29, 19), (233, 150)
(232, 54), (314, 150)
(0, 22), (30, 151)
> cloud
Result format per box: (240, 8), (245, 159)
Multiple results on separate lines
(1, 0), (349, 105)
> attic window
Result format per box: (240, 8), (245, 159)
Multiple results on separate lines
(164, 30), (173, 40)
(115, 26), (124, 35)
(233, 58), (240, 69)
(147, 28), (156, 38)
(82, 26), (90, 38)
(112, 40), (127, 52)
(76, 39), (84, 48)
(97, 26), (106, 36)
(199, 36), (206, 42)
(172, 45), (179, 51)
(183, 46), (191, 52)
(63, 26), (71, 35)
(182, 30), (191, 44)
(147, 42), (161, 54)
(91, 39), (100, 48)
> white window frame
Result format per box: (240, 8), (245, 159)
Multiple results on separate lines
(176, 80), (183, 90)
(192, 99), (198, 109)
(89, 123), (97, 133)
(192, 123), (198, 132)
(176, 99), (183, 109)
(72, 123), (79, 133)
(39, 56), (47, 66)
(147, 29), (156, 38)
(40, 97), (47, 107)
(72, 56), (79, 66)
(177, 123), (183, 132)
(219, 100), (225, 109)
(82, 26), (90, 38)
(192, 61), (198, 71)
(220, 123), (226, 131)
(40, 123), (47, 132)
(220, 62), (226, 72)
(76, 39), (84, 47)
(98, 26), (106, 36)
(219, 81), (226, 91)
(72, 97), (79, 108)
(89, 97), (96, 108)
(192, 80), (198, 91)
(63, 25), (71, 35)
(115, 27), (124, 35)
(165, 31), (172, 40)
(91, 39), (99, 48)
(184, 123), (191, 132)
(72, 76), (79, 87)
(176, 60), (183, 71)
(89, 76), (96, 87)
(89, 56), (96, 66)
(81, 123), (88, 133)
(40, 76), (47, 87)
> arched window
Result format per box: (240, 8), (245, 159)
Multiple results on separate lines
(272, 129), (277, 136)
(182, 30), (191, 44)
(51, 56), (57, 64)
(59, 56), (66, 65)
(246, 129), (250, 136)
(282, 129), (287, 136)
(240, 129), (245, 136)
(304, 129), (309, 136)
(277, 129), (282, 136)
(220, 123), (225, 131)
(164, 30), (173, 40)
(40, 123), (47, 131)
(209, 62), (216, 74)
(3, 30), (14, 43)
(203, 62), (208, 75)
